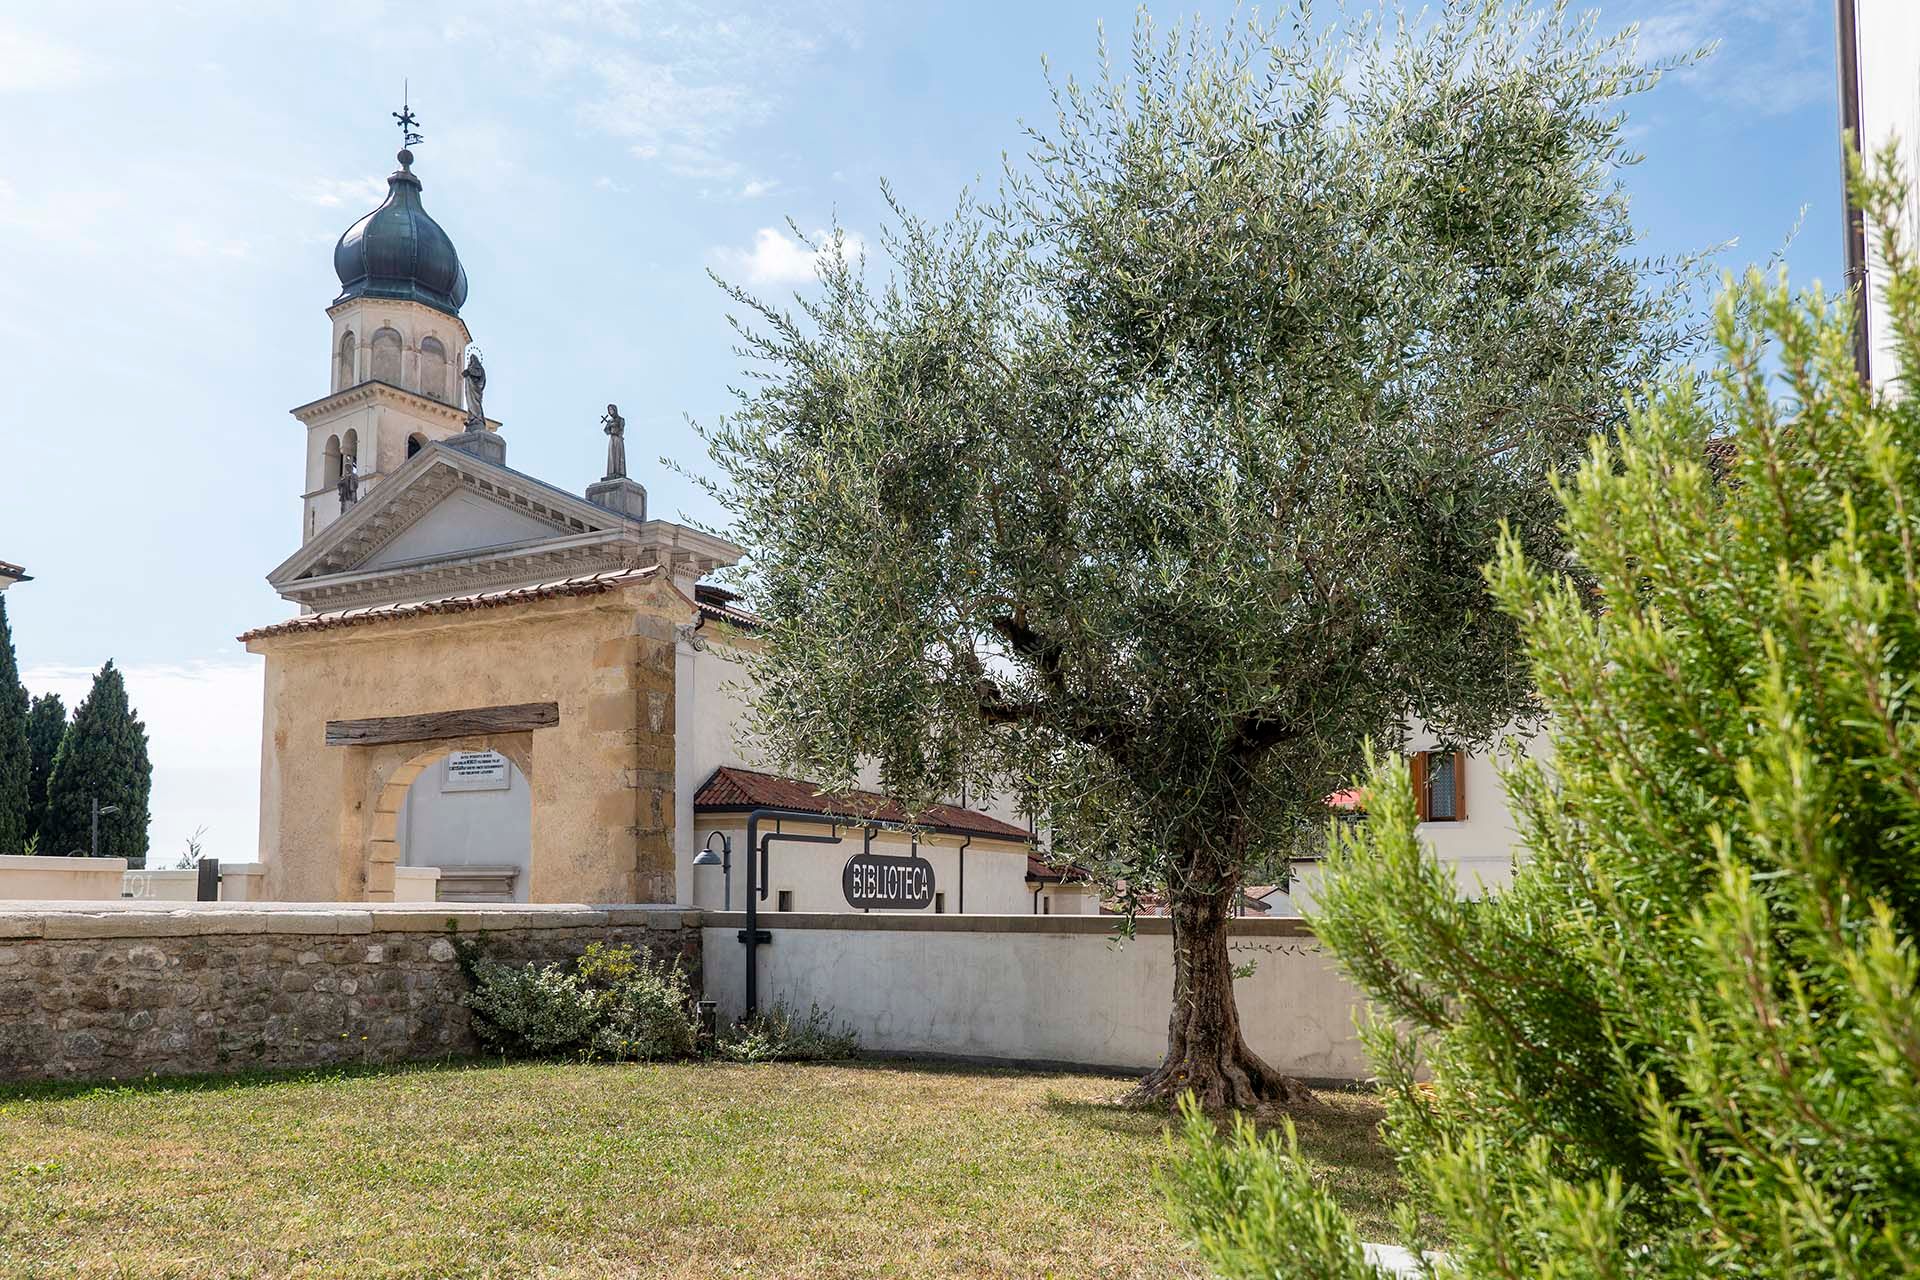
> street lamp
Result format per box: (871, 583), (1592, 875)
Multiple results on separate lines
(90, 799), (121, 859)
(692, 830), (732, 910)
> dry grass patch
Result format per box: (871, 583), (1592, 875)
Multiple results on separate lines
(0, 1059), (1399, 1278)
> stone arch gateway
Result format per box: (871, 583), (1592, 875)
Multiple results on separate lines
(243, 569), (692, 904)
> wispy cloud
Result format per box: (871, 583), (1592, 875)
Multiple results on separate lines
(448, 4), (852, 185)
(1626, 0), (1831, 117)
(300, 176), (388, 209)
(738, 177), (780, 199)
(712, 226), (861, 286)
(0, 22), (103, 93)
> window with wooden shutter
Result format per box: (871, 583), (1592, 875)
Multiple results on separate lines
(1411, 751), (1466, 823)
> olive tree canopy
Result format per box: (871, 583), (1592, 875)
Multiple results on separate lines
(702, 1), (1693, 1108)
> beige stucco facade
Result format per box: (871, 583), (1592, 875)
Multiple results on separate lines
(246, 576), (685, 904)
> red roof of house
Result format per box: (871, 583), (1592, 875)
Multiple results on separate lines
(693, 583), (761, 629)
(0, 560), (29, 582)
(1025, 853), (1095, 884)
(693, 766), (1032, 843)
(238, 567), (662, 641)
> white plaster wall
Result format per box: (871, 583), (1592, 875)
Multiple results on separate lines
(701, 917), (1369, 1079)
(1392, 730), (1532, 895)
(0, 856), (128, 900)
(397, 755), (532, 902)
(1260, 732), (1537, 916)
(123, 863), (268, 902)
(675, 637), (761, 905)
(1857, 1), (1920, 385)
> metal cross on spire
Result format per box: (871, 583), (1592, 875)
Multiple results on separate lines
(392, 81), (423, 149)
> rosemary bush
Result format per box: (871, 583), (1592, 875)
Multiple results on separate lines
(1166, 157), (1920, 1278)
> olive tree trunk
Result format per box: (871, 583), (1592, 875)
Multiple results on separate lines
(1126, 875), (1309, 1112)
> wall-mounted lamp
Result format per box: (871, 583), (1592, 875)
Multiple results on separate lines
(693, 830), (732, 910)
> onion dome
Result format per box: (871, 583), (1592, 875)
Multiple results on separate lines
(332, 149), (468, 317)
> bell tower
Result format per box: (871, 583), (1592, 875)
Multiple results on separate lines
(292, 103), (491, 543)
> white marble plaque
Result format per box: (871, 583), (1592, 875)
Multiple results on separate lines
(442, 750), (510, 793)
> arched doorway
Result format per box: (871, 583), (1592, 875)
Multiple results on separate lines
(395, 749), (532, 901)
(363, 737), (536, 904)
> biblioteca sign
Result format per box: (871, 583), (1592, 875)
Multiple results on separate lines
(841, 850), (936, 911)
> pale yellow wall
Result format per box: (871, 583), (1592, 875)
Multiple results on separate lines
(247, 579), (683, 904)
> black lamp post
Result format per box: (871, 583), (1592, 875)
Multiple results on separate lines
(739, 809), (844, 1019)
(89, 799), (120, 859)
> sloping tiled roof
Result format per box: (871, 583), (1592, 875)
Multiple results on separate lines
(238, 567), (661, 641)
(694, 766), (1032, 843)
(1025, 852), (1095, 884)
(0, 560), (29, 582)
(693, 583), (761, 629)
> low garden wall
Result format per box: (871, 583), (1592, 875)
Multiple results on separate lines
(0, 902), (700, 1083)
(701, 913), (1372, 1081)
(0, 855), (127, 900)
(0, 904), (1370, 1085)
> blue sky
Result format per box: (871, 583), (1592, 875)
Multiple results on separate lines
(0, 1), (1845, 862)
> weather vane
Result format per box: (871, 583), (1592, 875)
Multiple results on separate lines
(392, 80), (423, 149)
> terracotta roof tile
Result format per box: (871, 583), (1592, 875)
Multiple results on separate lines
(1025, 852), (1095, 883)
(693, 583), (761, 629)
(0, 560), (29, 581)
(238, 567), (661, 642)
(694, 766), (1032, 843)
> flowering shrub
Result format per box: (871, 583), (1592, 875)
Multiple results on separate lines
(462, 942), (698, 1062)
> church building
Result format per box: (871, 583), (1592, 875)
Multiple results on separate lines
(239, 137), (1065, 913)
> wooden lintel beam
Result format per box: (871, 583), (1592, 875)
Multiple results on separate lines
(324, 701), (560, 747)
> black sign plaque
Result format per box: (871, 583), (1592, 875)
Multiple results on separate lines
(842, 851), (936, 910)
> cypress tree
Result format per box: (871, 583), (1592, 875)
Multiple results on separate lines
(25, 692), (66, 844)
(0, 598), (29, 852)
(41, 661), (151, 864)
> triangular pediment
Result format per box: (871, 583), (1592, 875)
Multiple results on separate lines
(359, 488), (565, 570)
(268, 443), (639, 593)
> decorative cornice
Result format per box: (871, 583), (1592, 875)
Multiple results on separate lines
(282, 537), (645, 612)
(325, 295), (473, 343)
(289, 379), (490, 427)
(242, 567), (665, 644)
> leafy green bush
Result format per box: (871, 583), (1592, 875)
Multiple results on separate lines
(716, 1001), (858, 1063)
(463, 942), (698, 1062)
(578, 942), (698, 1062)
(1166, 155), (1920, 1277)
(462, 958), (601, 1057)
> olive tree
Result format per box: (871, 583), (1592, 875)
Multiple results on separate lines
(702, 2), (1691, 1109)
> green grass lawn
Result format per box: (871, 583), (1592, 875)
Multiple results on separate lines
(0, 1059), (1399, 1279)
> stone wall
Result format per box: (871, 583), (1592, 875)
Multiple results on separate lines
(0, 902), (700, 1083)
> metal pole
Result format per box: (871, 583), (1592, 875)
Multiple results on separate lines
(90, 800), (99, 858)
(739, 807), (845, 1020)
(957, 836), (970, 913)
